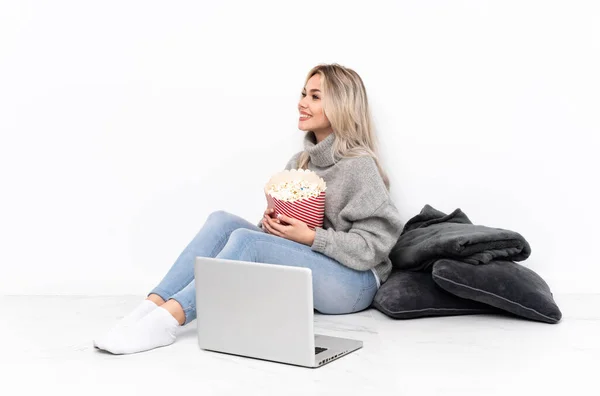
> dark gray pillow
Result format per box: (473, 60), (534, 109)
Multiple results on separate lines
(372, 269), (500, 319)
(432, 259), (562, 324)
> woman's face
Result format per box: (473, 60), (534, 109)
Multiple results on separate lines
(298, 74), (333, 140)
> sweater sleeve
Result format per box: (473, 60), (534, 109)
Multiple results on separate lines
(257, 151), (302, 230)
(310, 157), (403, 271)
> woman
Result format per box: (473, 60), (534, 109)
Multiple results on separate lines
(93, 63), (403, 355)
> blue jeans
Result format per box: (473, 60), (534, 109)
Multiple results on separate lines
(148, 210), (378, 325)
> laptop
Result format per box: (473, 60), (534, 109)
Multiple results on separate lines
(194, 257), (363, 368)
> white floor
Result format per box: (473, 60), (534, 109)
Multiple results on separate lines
(1, 294), (598, 396)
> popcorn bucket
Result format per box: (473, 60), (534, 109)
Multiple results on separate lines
(264, 169), (327, 230)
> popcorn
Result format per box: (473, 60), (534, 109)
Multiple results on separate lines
(264, 169), (327, 230)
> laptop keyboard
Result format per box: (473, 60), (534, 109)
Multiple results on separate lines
(315, 346), (328, 355)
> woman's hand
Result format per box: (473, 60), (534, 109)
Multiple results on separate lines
(261, 208), (277, 234)
(262, 212), (316, 246)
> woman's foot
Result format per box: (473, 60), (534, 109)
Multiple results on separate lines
(93, 299), (158, 350)
(99, 306), (181, 354)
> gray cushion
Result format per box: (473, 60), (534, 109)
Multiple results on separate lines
(432, 259), (562, 324)
(372, 269), (500, 319)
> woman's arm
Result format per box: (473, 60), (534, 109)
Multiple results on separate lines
(310, 198), (403, 271)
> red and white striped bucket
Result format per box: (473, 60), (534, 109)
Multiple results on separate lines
(266, 191), (326, 230)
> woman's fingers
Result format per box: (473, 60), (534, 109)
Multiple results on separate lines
(262, 217), (270, 233)
(262, 217), (271, 234)
(263, 208), (276, 218)
(263, 216), (281, 236)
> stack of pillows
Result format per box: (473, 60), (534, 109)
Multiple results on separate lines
(372, 204), (562, 324)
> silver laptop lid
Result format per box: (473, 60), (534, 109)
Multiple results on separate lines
(194, 257), (316, 367)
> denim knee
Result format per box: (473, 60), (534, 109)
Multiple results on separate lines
(205, 210), (243, 228)
(206, 209), (229, 223)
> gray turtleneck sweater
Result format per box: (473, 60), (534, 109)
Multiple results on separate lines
(258, 131), (403, 286)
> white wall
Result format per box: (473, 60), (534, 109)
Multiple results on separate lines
(1, 0), (598, 295)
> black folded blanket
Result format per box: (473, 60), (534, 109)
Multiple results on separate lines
(389, 204), (532, 272)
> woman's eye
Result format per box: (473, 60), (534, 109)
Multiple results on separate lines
(301, 92), (319, 100)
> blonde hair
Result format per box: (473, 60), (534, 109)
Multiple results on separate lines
(296, 63), (391, 191)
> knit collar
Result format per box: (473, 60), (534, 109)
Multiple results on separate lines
(303, 131), (337, 167)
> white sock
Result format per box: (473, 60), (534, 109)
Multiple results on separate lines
(93, 299), (158, 350)
(101, 306), (180, 354)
